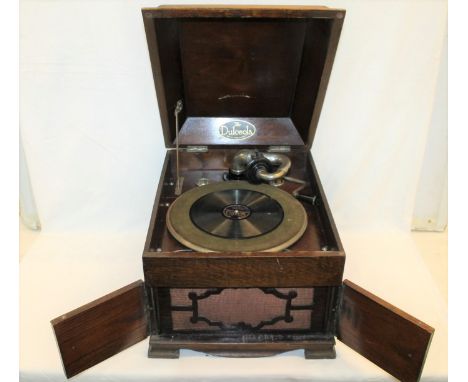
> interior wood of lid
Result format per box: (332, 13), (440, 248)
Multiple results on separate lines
(178, 117), (304, 147)
(143, 9), (344, 147)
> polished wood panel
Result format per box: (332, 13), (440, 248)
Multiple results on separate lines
(143, 154), (170, 252)
(153, 19), (186, 140)
(139, 4), (349, 367)
(307, 151), (343, 252)
(51, 281), (148, 378)
(337, 280), (434, 382)
(143, 252), (345, 287)
(142, 16), (174, 147)
(142, 7), (345, 147)
(143, 6), (344, 19)
(148, 333), (336, 359)
(145, 149), (342, 253)
(179, 20), (306, 117)
(178, 117), (304, 147)
(143, 148), (345, 288)
(291, 19), (332, 143)
(301, 14), (344, 147)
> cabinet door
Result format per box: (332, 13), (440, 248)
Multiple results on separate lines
(51, 280), (148, 378)
(337, 280), (434, 382)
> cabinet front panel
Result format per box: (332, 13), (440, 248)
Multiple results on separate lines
(151, 286), (339, 336)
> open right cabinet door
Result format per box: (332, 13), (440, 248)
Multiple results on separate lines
(337, 280), (434, 382)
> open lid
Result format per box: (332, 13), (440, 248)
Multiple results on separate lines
(142, 6), (345, 148)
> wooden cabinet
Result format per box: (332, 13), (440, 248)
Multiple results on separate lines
(51, 6), (434, 381)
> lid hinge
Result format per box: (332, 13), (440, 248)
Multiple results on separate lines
(186, 146), (209, 153)
(267, 145), (291, 153)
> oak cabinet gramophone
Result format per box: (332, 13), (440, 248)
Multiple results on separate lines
(51, 6), (434, 382)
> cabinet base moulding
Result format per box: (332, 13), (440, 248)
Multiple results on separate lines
(148, 334), (336, 359)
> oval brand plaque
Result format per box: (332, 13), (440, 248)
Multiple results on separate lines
(219, 120), (256, 140)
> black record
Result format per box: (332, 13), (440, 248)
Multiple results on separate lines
(189, 189), (284, 239)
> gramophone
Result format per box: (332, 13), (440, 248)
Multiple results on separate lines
(51, 6), (434, 382)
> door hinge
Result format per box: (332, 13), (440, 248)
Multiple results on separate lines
(332, 284), (344, 336)
(186, 146), (208, 153)
(144, 283), (154, 335)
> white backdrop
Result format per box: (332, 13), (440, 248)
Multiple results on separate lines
(19, 1), (448, 381)
(412, 31), (447, 231)
(20, 0), (447, 234)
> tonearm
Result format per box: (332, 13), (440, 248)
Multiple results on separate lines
(228, 149), (292, 186)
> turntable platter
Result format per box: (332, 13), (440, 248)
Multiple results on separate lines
(190, 189), (284, 239)
(166, 181), (307, 252)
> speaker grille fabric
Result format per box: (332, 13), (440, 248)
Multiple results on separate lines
(170, 288), (314, 331)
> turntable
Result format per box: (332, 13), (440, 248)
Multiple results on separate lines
(167, 180), (307, 252)
(51, 6), (434, 381)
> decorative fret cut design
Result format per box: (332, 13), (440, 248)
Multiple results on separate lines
(170, 288), (315, 332)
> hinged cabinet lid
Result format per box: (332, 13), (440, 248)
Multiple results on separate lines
(51, 280), (148, 378)
(142, 6), (345, 148)
(337, 280), (434, 382)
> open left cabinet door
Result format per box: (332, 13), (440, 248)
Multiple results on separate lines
(337, 280), (434, 382)
(51, 280), (149, 378)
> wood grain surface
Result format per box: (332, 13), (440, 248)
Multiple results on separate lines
(143, 148), (345, 288)
(178, 117), (304, 147)
(148, 332), (336, 359)
(178, 19), (306, 117)
(143, 6), (344, 19)
(145, 149), (343, 254)
(144, 251), (345, 287)
(139, 4), (348, 366)
(51, 281), (148, 378)
(337, 280), (434, 382)
(142, 6), (345, 148)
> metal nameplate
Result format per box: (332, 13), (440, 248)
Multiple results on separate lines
(219, 120), (256, 140)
